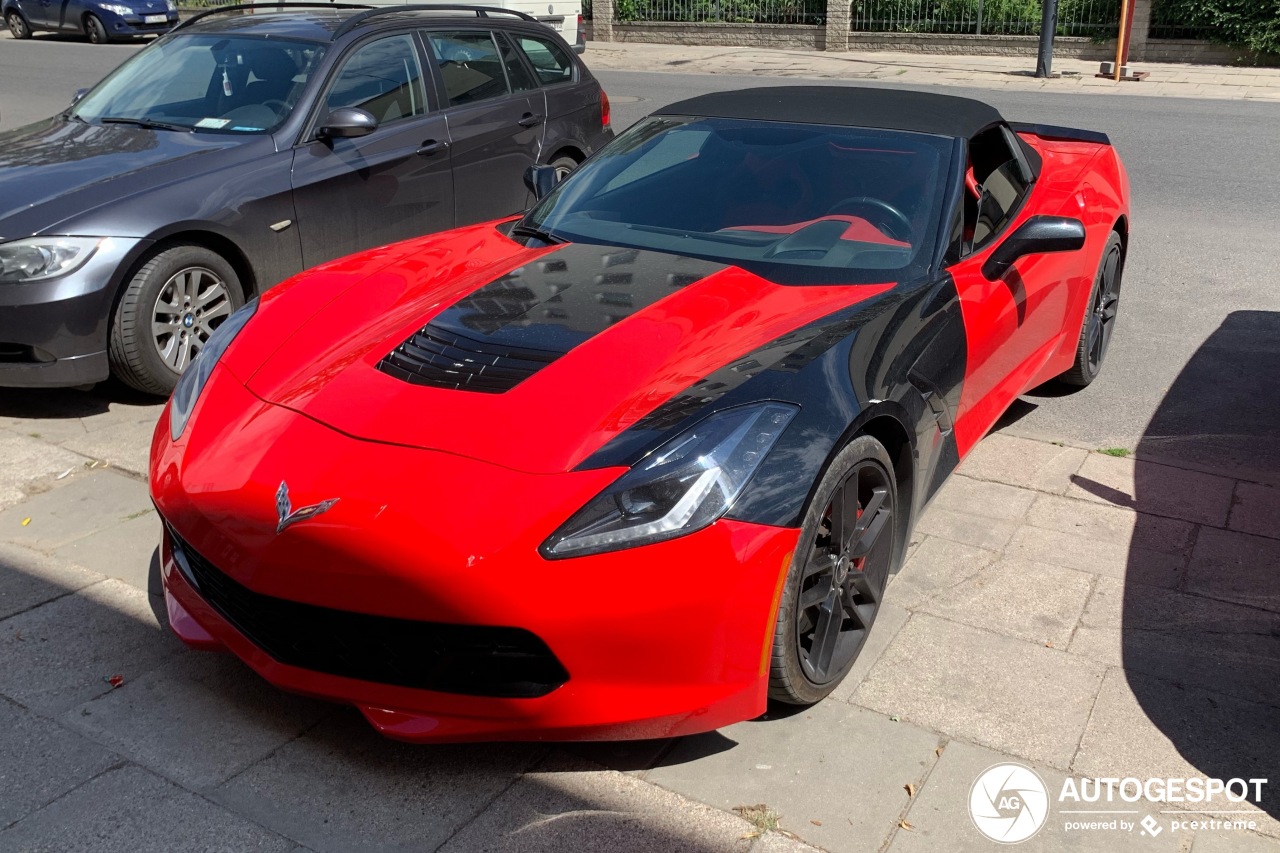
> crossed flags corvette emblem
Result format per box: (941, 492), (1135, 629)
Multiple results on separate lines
(275, 481), (339, 534)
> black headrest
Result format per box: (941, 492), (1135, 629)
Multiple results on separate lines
(248, 48), (297, 83)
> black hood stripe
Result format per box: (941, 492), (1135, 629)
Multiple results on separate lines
(377, 242), (724, 393)
(579, 286), (904, 468)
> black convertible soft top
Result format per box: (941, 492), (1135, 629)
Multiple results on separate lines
(655, 86), (1004, 139)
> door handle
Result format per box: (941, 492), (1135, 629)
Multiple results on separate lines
(417, 139), (449, 156)
(517, 113), (544, 128)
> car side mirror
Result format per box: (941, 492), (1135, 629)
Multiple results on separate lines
(72, 88), (89, 105)
(982, 215), (1086, 280)
(524, 164), (559, 200)
(318, 107), (378, 140)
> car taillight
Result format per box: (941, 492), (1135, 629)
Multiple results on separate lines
(576, 12), (584, 43)
(600, 90), (611, 129)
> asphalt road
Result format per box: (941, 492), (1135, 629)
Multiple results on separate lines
(3, 34), (1279, 476)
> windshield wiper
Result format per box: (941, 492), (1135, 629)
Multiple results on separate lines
(509, 223), (565, 245)
(99, 116), (190, 132)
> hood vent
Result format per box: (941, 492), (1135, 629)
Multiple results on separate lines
(377, 322), (562, 394)
(377, 242), (725, 393)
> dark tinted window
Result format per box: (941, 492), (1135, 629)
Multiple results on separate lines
(966, 126), (1030, 250)
(497, 33), (538, 92)
(523, 116), (951, 284)
(515, 33), (574, 86)
(427, 31), (513, 106)
(326, 34), (427, 125)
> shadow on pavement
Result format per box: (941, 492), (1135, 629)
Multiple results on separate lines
(0, 381), (157, 421)
(1101, 311), (1279, 823)
(0, 549), (759, 850)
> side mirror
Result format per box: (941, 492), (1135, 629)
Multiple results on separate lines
(982, 215), (1086, 280)
(318, 107), (378, 140)
(72, 88), (89, 105)
(523, 164), (559, 200)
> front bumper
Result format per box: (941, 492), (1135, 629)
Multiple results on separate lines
(152, 368), (800, 742)
(102, 10), (177, 36)
(0, 237), (147, 388)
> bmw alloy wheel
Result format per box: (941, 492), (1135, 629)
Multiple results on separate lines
(151, 267), (233, 373)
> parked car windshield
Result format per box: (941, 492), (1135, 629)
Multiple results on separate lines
(72, 34), (326, 134)
(521, 116), (954, 284)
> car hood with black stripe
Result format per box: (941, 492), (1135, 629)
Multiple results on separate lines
(242, 222), (895, 475)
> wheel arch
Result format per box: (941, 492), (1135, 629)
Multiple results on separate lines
(133, 228), (259, 301)
(106, 228), (258, 351)
(843, 407), (917, 571)
(546, 144), (585, 165)
(1112, 214), (1128, 261)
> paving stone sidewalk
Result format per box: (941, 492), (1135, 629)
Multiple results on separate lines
(0, 391), (1278, 851)
(585, 40), (1280, 101)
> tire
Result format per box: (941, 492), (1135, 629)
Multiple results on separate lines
(108, 244), (244, 396)
(84, 12), (108, 44)
(1059, 231), (1123, 388)
(768, 434), (900, 705)
(548, 154), (579, 182)
(6, 10), (31, 38)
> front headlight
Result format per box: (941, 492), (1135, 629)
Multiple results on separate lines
(100, 3), (131, 14)
(542, 403), (798, 558)
(169, 298), (258, 441)
(0, 237), (101, 283)
(165, 0), (176, 10)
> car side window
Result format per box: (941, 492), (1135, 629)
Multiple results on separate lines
(324, 34), (427, 126)
(496, 33), (538, 93)
(426, 31), (523, 106)
(965, 126), (1031, 253)
(514, 33), (574, 86)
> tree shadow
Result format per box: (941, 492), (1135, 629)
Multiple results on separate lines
(1110, 310), (1280, 823)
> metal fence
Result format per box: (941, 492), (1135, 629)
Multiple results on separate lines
(850, 0), (1119, 38)
(1147, 0), (1216, 40)
(613, 0), (824, 25)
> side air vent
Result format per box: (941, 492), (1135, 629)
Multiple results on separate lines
(377, 322), (562, 393)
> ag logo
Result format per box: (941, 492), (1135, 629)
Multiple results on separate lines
(969, 763), (1050, 844)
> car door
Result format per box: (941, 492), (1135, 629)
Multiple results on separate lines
(508, 29), (603, 157)
(947, 126), (1076, 453)
(422, 29), (545, 227)
(290, 31), (454, 269)
(27, 0), (52, 27)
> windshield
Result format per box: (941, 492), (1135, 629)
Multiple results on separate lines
(72, 34), (326, 134)
(522, 116), (954, 284)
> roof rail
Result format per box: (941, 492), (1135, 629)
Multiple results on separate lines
(332, 4), (540, 38)
(173, 3), (372, 32)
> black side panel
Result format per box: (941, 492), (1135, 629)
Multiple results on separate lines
(580, 273), (969, 531)
(377, 242), (724, 392)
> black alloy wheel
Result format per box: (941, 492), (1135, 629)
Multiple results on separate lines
(1061, 230), (1123, 387)
(769, 434), (898, 704)
(85, 13), (108, 44)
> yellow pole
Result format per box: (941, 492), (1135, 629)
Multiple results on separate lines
(1113, 0), (1129, 82)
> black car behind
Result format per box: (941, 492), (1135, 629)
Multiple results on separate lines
(0, 4), (612, 393)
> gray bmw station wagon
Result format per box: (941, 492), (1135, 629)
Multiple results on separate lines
(0, 3), (612, 393)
